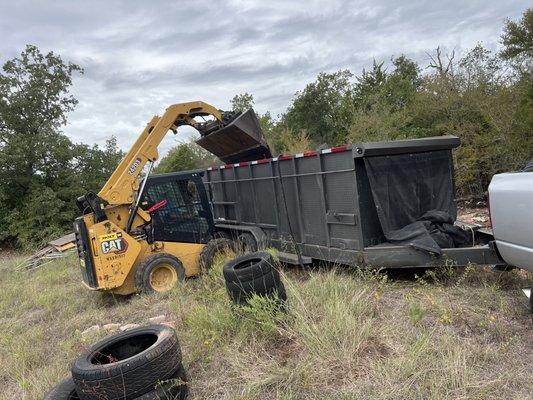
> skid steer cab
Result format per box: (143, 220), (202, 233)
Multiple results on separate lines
(74, 171), (225, 295)
(73, 101), (269, 295)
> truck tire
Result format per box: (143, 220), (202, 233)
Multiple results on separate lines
(199, 238), (234, 272)
(223, 252), (275, 283)
(44, 377), (79, 400)
(135, 253), (185, 294)
(134, 365), (188, 400)
(236, 232), (257, 253)
(71, 325), (182, 400)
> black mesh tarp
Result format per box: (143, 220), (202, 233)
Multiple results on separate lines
(364, 150), (466, 254)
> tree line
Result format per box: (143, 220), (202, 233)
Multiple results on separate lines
(1, 9), (531, 248)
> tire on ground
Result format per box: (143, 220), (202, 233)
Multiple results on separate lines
(135, 253), (185, 294)
(227, 278), (286, 304)
(44, 377), (79, 400)
(71, 325), (182, 400)
(236, 232), (258, 253)
(225, 270), (281, 297)
(134, 365), (188, 400)
(222, 252), (286, 304)
(223, 252), (275, 283)
(199, 237), (234, 272)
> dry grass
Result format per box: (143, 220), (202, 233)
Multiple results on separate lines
(0, 252), (532, 399)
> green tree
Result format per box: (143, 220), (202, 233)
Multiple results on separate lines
(500, 9), (533, 157)
(155, 140), (216, 173)
(500, 8), (533, 62)
(0, 45), (83, 246)
(349, 56), (421, 143)
(410, 45), (530, 195)
(74, 137), (124, 192)
(281, 70), (354, 146)
(230, 93), (255, 112)
(0, 45), (123, 248)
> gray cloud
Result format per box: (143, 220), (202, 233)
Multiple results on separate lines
(0, 0), (528, 155)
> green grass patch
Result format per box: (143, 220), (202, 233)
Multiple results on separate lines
(0, 252), (531, 399)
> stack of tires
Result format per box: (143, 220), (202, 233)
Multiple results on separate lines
(223, 252), (286, 305)
(45, 325), (187, 400)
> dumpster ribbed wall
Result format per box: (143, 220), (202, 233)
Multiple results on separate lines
(204, 148), (365, 252)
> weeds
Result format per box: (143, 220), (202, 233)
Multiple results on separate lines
(0, 252), (531, 399)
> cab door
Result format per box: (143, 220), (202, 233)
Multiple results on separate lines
(142, 174), (214, 244)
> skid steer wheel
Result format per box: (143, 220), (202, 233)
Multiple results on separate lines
(72, 325), (182, 400)
(44, 377), (79, 400)
(136, 253), (185, 294)
(199, 237), (235, 272)
(223, 252), (287, 305)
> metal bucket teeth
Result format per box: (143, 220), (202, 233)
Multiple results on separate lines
(196, 109), (272, 164)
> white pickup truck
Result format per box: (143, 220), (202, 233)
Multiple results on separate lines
(488, 160), (533, 308)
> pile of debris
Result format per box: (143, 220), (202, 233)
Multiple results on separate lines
(457, 203), (490, 228)
(20, 233), (76, 270)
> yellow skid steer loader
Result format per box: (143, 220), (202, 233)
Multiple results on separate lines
(74, 101), (270, 295)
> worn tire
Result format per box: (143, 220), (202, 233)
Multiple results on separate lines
(44, 377), (79, 400)
(223, 252), (275, 283)
(134, 365), (188, 400)
(236, 232), (258, 253)
(227, 277), (287, 304)
(199, 238), (234, 272)
(135, 253), (185, 294)
(213, 230), (232, 240)
(226, 271), (281, 296)
(71, 325), (182, 400)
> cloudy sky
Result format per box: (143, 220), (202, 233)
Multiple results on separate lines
(0, 0), (529, 155)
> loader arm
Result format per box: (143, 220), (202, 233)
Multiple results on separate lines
(98, 101), (223, 206)
(74, 100), (271, 294)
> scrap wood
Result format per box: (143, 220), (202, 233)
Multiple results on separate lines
(19, 232), (76, 270)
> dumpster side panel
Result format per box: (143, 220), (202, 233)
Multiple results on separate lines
(322, 152), (362, 250)
(297, 156), (328, 246)
(205, 150), (361, 255)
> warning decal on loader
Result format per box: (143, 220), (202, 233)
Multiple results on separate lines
(99, 232), (128, 254)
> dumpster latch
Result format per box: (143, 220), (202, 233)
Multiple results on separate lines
(326, 211), (357, 225)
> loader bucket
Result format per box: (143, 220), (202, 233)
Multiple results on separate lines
(195, 109), (272, 164)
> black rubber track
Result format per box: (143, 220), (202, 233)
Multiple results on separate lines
(44, 377), (80, 400)
(135, 253), (185, 294)
(199, 237), (235, 272)
(223, 252), (276, 283)
(134, 365), (188, 400)
(71, 325), (182, 400)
